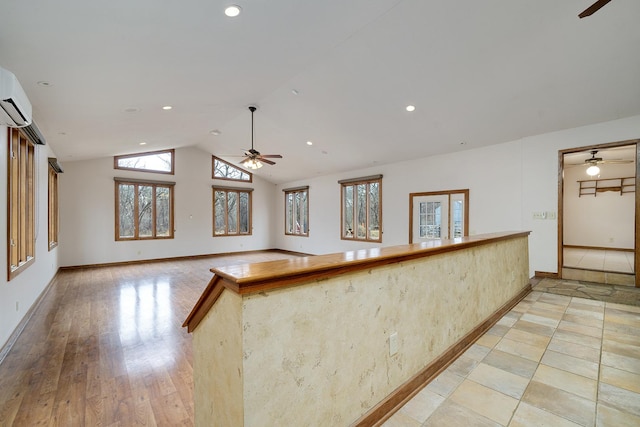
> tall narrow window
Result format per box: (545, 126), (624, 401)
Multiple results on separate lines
(114, 149), (174, 174)
(213, 186), (252, 236)
(7, 128), (36, 280)
(114, 178), (175, 240)
(48, 158), (63, 250)
(283, 186), (309, 236)
(339, 175), (382, 243)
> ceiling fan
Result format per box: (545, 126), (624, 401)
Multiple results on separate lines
(579, 0), (612, 18)
(567, 149), (633, 176)
(582, 150), (632, 166)
(240, 106), (283, 170)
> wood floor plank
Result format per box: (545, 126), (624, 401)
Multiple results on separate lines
(0, 385), (24, 426)
(0, 252), (303, 426)
(10, 391), (55, 426)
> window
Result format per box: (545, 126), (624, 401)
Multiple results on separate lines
(419, 201), (441, 239)
(213, 186), (252, 236)
(114, 149), (174, 174)
(409, 189), (468, 243)
(339, 175), (382, 242)
(7, 128), (36, 280)
(284, 186), (309, 236)
(48, 158), (63, 250)
(115, 177), (175, 240)
(212, 156), (252, 182)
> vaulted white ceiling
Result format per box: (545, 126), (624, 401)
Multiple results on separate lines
(1, 0), (639, 183)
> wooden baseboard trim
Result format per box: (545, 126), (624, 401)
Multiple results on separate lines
(0, 271), (59, 366)
(534, 271), (560, 279)
(352, 283), (532, 427)
(529, 275), (543, 287)
(563, 245), (633, 253)
(562, 266), (635, 276)
(59, 248), (312, 271)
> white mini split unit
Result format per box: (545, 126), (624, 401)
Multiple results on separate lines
(0, 66), (33, 128)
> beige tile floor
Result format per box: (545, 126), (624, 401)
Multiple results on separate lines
(564, 248), (635, 274)
(383, 291), (640, 427)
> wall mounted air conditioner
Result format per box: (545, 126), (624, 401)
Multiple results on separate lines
(0, 66), (33, 127)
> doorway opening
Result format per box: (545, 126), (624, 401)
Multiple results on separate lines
(559, 140), (639, 287)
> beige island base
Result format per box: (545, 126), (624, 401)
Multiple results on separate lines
(184, 231), (531, 426)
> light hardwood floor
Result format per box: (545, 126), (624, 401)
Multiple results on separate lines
(0, 252), (302, 426)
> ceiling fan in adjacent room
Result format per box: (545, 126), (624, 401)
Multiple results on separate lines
(569, 149), (633, 176)
(240, 106), (282, 170)
(579, 0), (613, 18)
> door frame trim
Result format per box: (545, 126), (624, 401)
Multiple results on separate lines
(557, 139), (639, 287)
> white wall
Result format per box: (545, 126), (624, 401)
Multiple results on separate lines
(276, 115), (640, 276)
(274, 140), (524, 255)
(3, 115), (639, 350)
(59, 146), (278, 266)
(0, 125), (60, 350)
(563, 161), (635, 249)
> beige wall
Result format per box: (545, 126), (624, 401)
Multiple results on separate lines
(193, 290), (244, 427)
(193, 235), (529, 426)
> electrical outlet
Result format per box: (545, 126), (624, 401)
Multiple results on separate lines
(389, 332), (399, 356)
(546, 211), (557, 220)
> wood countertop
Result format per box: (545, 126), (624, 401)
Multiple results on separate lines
(183, 231), (530, 332)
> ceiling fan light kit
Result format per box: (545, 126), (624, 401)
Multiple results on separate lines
(578, 149), (633, 176)
(239, 105), (283, 170)
(586, 165), (601, 176)
(243, 158), (263, 170)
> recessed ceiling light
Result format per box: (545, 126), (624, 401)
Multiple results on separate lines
(162, 105), (172, 110)
(306, 141), (313, 146)
(140, 142), (147, 145)
(210, 129), (221, 136)
(405, 105), (416, 112)
(37, 81), (52, 87)
(460, 141), (467, 146)
(292, 89), (300, 95)
(124, 107), (140, 113)
(225, 5), (241, 17)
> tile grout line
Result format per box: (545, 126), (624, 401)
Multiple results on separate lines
(502, 293), (537, 427)
(593, 299), (607, 427)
